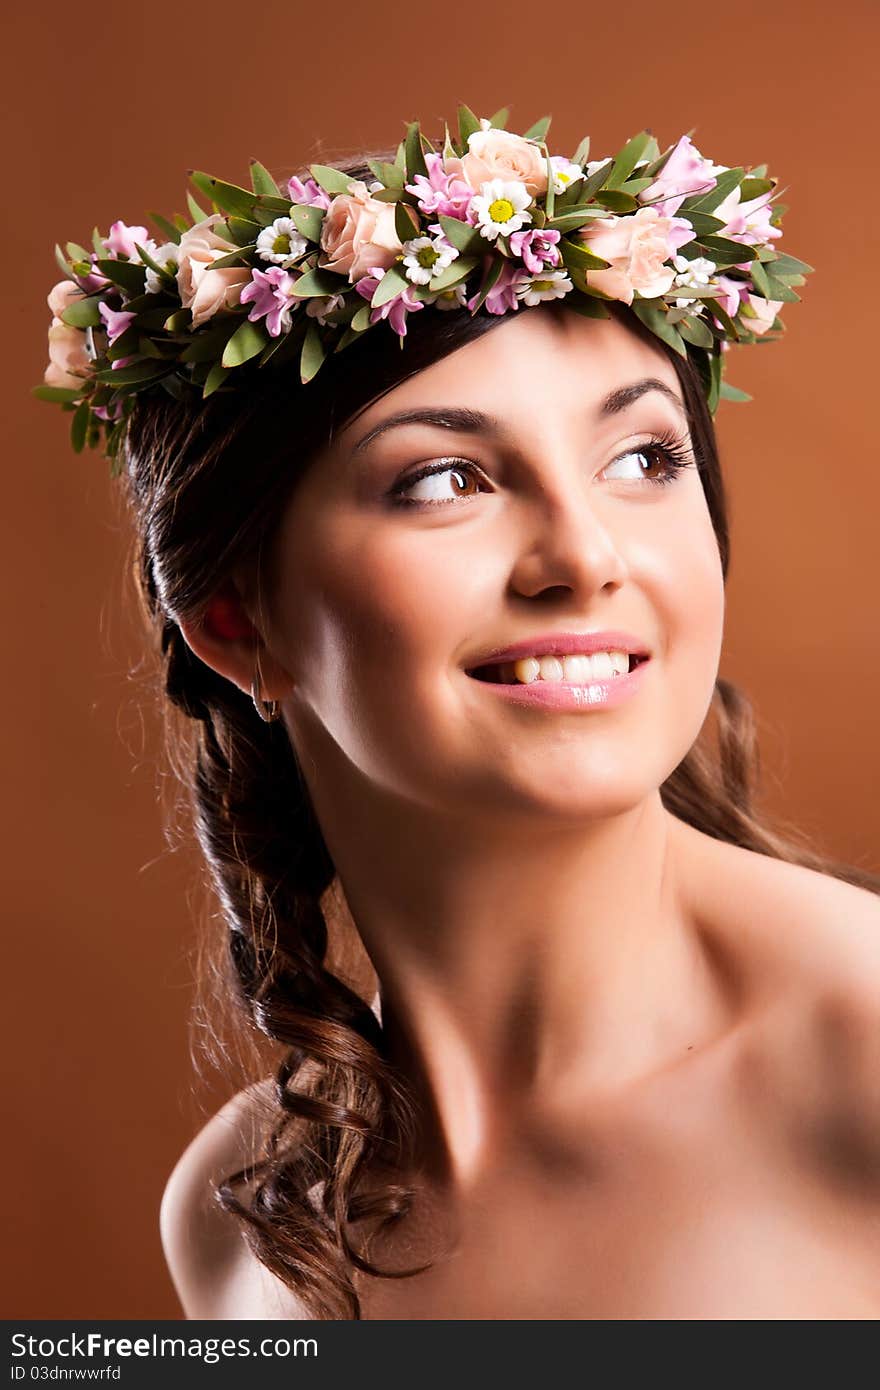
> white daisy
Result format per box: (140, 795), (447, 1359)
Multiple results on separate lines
(551, 159), (584, 195)
(256, 218), (308, 268)
(432, 284), (469, 312)
(471, 179), (533, 241)
(402, 235), (459, 286)
(515, 269), (574, 306)
(145, 242), (179, 294)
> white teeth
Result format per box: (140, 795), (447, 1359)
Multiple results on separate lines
(510, 649), (631, 685)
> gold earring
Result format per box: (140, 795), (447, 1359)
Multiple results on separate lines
(251, 668), (281, 723)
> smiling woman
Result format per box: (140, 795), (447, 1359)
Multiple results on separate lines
(107, 148), (880, 1321)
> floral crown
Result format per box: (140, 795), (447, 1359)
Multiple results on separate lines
(36, 106), (812, 474)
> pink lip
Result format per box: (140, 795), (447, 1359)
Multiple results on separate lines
(465, 629), (651, 669)
(467, 656), (651, 711)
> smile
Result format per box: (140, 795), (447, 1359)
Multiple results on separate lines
(465, 653), (651, 711)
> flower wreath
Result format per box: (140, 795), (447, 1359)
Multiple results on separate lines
(36, 105), (813, 474)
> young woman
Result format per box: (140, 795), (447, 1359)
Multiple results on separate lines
(42, 126), (880, 1319)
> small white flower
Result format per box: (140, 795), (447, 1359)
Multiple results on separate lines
(256, 218), (308, 268)
(471, 179), (533, 241)
(552, 159), (584, 195)
(402, 234), (459, 286)
(305, 292), (346, 325)
(673, 297), (707, 316)
(432, 283), (469, 312)
(673, 254), (716, 288)
(145, 242), (180, 294)
(515, 269), (574, 306)
(584, 159), (607, 176)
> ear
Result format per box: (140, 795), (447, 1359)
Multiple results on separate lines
(176, 579), (294, 703)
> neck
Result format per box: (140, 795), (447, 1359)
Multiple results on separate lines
(308, 774), (735, 1188)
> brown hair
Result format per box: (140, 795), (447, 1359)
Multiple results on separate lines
(119, 155), (879, 1319)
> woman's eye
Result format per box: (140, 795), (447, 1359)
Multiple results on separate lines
(602, 439), (693, 487)
(389, 459), (484, 507)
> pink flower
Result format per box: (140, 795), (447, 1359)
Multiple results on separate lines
(93, 401), (123, 421)
(714, 274), (750, 319)
(176, 215), (252, 328)
(406, 152), (474, 221)
(446, 128), (548, 197)
(48, 280), (84, 319)
(508, 227), (561, 273)
(713, 187), (783, 247)
(98, 301), (135, 344)
(580, 207), (696, 304)
(319, 180), (403, 283)
(639, 136), (726, 217)
(355, 268), (424, 337)
(287, 175), (332, 210)
(103, 220), (154, 261)
(741, 293), (784, 335)
(466, 259), (526, 316)
(240, 267), (299, 337)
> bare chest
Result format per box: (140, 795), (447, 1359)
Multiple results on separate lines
(354, 1044), (880, 1319)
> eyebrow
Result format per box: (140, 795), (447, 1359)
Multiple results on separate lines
(351, 377), (686, 455)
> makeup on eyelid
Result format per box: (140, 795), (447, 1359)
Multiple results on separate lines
(386, 428), (696, 508)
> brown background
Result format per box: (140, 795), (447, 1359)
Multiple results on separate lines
(3, 0), (878, 1318)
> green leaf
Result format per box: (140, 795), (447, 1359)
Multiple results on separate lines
(605, 130), (652, 190)
(708, 350), (722, 415)
(594, 189), (638, 213)
(206, 245), (256, 270)
(544, 151), (555, 220)
(618, 176), (654, 196)
(437, 215), (484, 255)
(300, 321), (325, 384)
(559, 239), (611, 272)
(404, 121), (429, 184)
(350, 304), (372, 332)
(680, 166), (744, 214)
(203, 362), (231, 397)
(221, 319), (269, 368)
(226, 216), (262, 246)
(488, 106), (510, 129)
(66, 242), (89, 264)
(370, 264), (410, 308)
(250, 160), (281, 197)
(546, 209), (609, 234)
(676, 211), (725, 238)
(54, 244), (75, 279)
(756, 278), (801, 303)
(150, 212), (182, 244)
(61, 297), (102, 328)
(190, 171), (259, 219)
(749, 259), (773, 298)
(187, 191), (209, 223)
(677, 315), (715, 350)
(768, 252), (814, 278)
(428, 256), (478, 292)
(572, 135), (591, 168)
(629, 300), (687, 359)
(134, 242), (165, 276)
(457, 104), (481, 148)
(580, 158), (615, 201)
(739, 177), (774, 201)
(95, 361), (171, 385)
(93, 257), (146, 294)
(70, 400), (90, 453)
(309, 163), (356, 196)
(33, 385), (83, 403)
(718, 380), (752, 403)
(468, 257), (504, 315)
(290, 268), (348, 299)
(290, 204), (324, 242)
(395, 200), (420, 244)
(523, 115), (551, 142)
(695, 236), (756, 267)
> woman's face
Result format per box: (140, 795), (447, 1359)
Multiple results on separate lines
(263, 307), (725, 822)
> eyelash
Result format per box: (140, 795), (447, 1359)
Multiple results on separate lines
(387, 428), (696, 508)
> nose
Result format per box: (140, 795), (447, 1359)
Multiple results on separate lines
(508, 479), (630, 602)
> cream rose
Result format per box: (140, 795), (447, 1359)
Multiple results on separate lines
(742, 295), (784, 336)
(176, 216), (251, 328)
(319, 181), (403, 283)
(44, 281), (91, 389)
(446, 129), (548, 197)
(580, 207), (680, 304)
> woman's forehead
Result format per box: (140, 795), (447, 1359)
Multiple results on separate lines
(345, 308), (681, 431)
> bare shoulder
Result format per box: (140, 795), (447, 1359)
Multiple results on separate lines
(679, 818), (880, 1011)
(160, 1078), (313, 1320)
